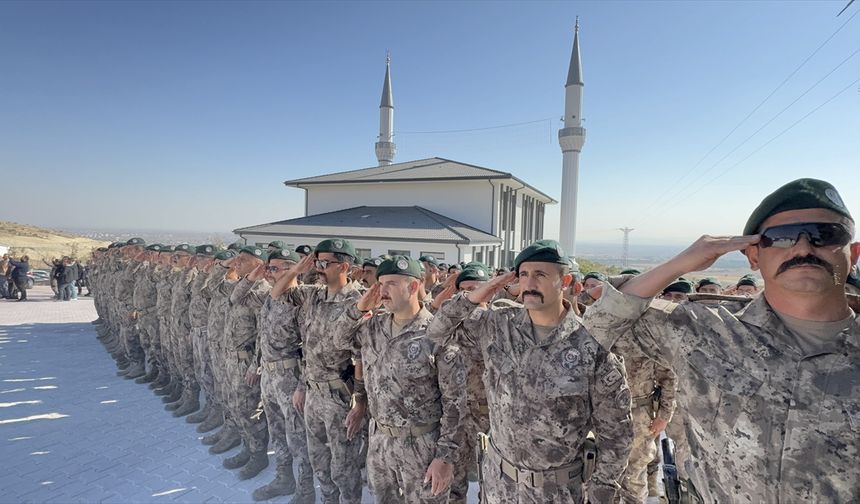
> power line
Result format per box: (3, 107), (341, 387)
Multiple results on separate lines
(398, 117), (555, 135)
(642, 8), (859, 213)
(680, 74), (860, 203)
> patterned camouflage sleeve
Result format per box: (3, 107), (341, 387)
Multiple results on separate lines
(229, 277), (266, 309)
(330, 301), (365, 354)
(653, 360), (677, 422)
(210, 264), (231, 297)
(588, 349), (634, 503)
(433, 343), (467, 465)
(425, 293), (487, 348)
(284, 284), (318, 307)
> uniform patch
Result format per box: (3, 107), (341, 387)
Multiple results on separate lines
(396, 259), (409, 270)
(600, 368), (623, 388)
(443, 349), (456, 363)
(407, 341), (421, 361)
(561, 349), (580, 369)
(333, 240), (344, 249)
(477, 269), (486, 278)
(825, 188), (846, 209)
(616, 388), (632, 409)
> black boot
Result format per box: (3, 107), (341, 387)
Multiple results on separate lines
(149, 372), (171, 390)
(135, 366), (159, 384)
(185, 402), (211, 424)
(209, 429), (241, 454)
(239, 451), (270, 480)
(252, 470), (297, 501)
(223, 446), (251, 470)
(161, 383), (183, 403)
(197, 407), (224, 433)
(123, 362), (146, 379)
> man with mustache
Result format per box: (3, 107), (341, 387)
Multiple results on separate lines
(427, 239), (633, 503)
(331, 255), (466, 503)
(583, 178), (860, 503)
(271, 238), (365, 504)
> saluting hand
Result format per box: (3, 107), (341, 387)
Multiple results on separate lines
(424, 458), (454, 496)
(247, 263), (266, 282)
(294, 254), (315, 275)
(431, 274), (459, 311)
(467, 271), (517, 305)
(356, 282), (382, 312)
(672, 235), (760, 273)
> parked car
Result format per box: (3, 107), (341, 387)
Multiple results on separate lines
(30, 270), (51, 283)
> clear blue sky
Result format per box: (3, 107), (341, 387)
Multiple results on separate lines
(1, 0), (858, 245)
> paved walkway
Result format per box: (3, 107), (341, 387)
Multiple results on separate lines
(0, 287), (390, 503)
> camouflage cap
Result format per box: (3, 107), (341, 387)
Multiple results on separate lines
(195, 244), (217, 256)
(737, 274), (758, 288)
(456, 264), (490, 289)
(227, 242), (243, 251)
(584, 271), (607, 282)
(744, 178), (853, 236)
(174, 244), (193, 254)
(126, 237), (146, 246)
(419, 255), (440, 267)
(315, 238), (356, 261)
(145, 244), (163, 252)
(240, 245), (268, 261)
(663, 278), (694, 294)
(376, 255), (422, 280)
(268, 248), (300, 263)
(696, 277), (721, 290)
(214, 249), (237, 261)
(267, 240), (286, 249)
(295, 244), (315, 256)
(514, 239), (568, 272)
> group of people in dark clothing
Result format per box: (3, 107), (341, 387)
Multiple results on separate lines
(47, 256), (88, 300)
(1, 254), (32, 301)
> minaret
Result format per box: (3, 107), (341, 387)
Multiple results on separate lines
(558, 18), (586, 256)
(375, 52), (396, 166)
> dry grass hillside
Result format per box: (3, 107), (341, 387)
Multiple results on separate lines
(0, 221), (111, 265)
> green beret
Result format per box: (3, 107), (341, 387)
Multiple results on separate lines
(584, 271), (606, 282)
(663, 278), (694, 294)
(268, 248), (300, 263)
(195, 244), (217, 256)
(737, 275), (758, 288)
(375, 255), (422, 280)
(145, 244), (163, 252)
(175, 244), (193, 254)
(315, 238), (356, 261)
(126, 237), (146, 246)
(456, 265), (490, 289)
(227, 242), (243, 251)
(363, 256), (384, 268)
(240, 245), (268, 261)
(295, 244), (314, 256)
(744, 178), (853, 236)
(514, 239), (568, 271)
(160, 245), (175, 253)
(696, 277), (721, 290)
(419, 255), (440, 267)
(620, 268), (641, 275)
(108, 241), (125, 249)
(447, 263), (462, 272)
(214, 250), (237, 260)
(267, 240), (286, 249)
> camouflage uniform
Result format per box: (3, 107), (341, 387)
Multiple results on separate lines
(610, 334), (677, 502)
(115, 259), (144, 365)
(204, 265), (235, 417)
(154, 265), (175, 379)
(256, 290), (314, 498)
(224, 276), (269, 455)
(583, 280), (860, 503)
(169, 267), (196, 396)
(188, 269), (214, 405)
(285, 283), (364, 504)
(427, 294), (633, 503)
(333, 304), (466, 503)
(132, 260), (160, 373)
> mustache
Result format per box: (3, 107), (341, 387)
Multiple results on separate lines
(521, 290), (544, 302)
(776, 254), (833, 275)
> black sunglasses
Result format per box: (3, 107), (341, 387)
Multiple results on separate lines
(758, 222), (852, 249)
(314, 259), (343, 269)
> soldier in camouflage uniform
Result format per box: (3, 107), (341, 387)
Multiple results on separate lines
(181, 245), (218, 421)
(427, 239), (633, 503)
(131, 244), (165, 385)
(332, 256), (466, 503)
(115, 238), (147, 379)
(154, 248), (181, 401)
(220, 246), (270, 479)
(251, 248), (315, 503)
(270, 238), (364, 504)
(583, 178), (860, 502)
(164, 244), (197, 410)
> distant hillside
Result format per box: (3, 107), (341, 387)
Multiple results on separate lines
(0, 221), (111, 265)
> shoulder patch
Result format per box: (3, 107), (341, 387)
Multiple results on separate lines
(600, 367), (624, 389)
